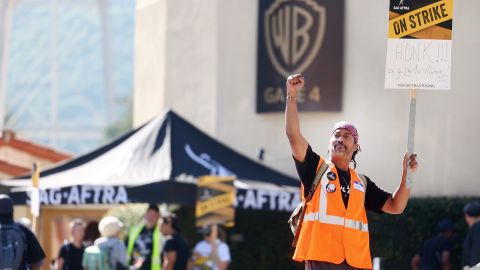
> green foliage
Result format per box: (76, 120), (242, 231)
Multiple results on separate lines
(105, 203), (148, 238)
(174, 198), (478, 269)
(369, 197), (479, 270)
(174, 207), (303, 270)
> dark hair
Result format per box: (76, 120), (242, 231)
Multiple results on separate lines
(201, 225), (226, 241)
(0, 194), (14, 216)
(162, 214), (181, 233)
(464, 201), (480, 217)
(147, 204), (160, 213)
(351, 146), (361, 169)
(0, 212), (13, 222)
(436, 219), (454, 233)
(217, 226), (226, 242)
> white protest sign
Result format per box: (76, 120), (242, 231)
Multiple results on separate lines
(385, 0), (454, 90)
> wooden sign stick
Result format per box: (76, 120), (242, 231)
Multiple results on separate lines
(406, 89), (417, 188)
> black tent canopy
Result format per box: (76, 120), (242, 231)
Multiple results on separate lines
(1, 110), (300, 211)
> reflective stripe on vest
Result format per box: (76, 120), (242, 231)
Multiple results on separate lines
(151, 227), (161, 270)
(127, 225), (144, 262)
(303, 165), (368, 232)
(293, 157), (372, 269)
(127, 224), (162, 270)
(302, 162), (368, 233)
(303, 213), (368, 232)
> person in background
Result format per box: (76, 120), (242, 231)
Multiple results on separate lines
(411, 219), (455, 270)
(160, 213), (192, 270)
(83, 221), (101, 246)
(82, 216), (128, 270)
(0, 194), (45, 270)
(126, 204), (162, 270)
(56, 219), (86, 270)
(462, 201), (480, 269)
(193, 225), (231, 270)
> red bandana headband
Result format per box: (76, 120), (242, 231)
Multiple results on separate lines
(332, 121), (359, 144)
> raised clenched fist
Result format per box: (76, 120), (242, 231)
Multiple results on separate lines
(286, 74), (305, 96)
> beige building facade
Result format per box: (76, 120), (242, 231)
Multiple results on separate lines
(134, 0), (480, 197)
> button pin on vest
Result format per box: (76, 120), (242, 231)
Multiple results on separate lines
(327, 172), (337, 180)
(326, 183), (336, 193)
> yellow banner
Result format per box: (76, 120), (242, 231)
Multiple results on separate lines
(388, 0), (453, 39)
(196, 192), (235, 217)
(197, 175), (236, 187)
(203, 182), (235, 193)
(195, 208), (235, 228)
(389, 11), (451, 40)
(31, 163), (40, 188)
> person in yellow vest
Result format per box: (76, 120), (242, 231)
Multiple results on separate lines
(285, 74), (418, 270)
(126, 204), (162, 270)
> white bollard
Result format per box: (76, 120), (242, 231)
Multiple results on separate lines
(373, 257), (381, 270)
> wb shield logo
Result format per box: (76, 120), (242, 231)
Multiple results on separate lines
(257, 0), (343, 112)
(264, 0), (326, 77)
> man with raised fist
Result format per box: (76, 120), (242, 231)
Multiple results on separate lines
(285, 74), (418, 270)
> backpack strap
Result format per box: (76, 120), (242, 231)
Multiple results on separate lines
(357, 173), (368, 187)
(304, 159), (329, 202)
(1, 223), (27, 269)
(12, 223), (27, 251)
(290, 159), (329, 248)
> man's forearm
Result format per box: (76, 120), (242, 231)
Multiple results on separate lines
(382, 175), (411, 214)
(211, 244), (221, 265)
(391, 171), (412, 214)
(285, 97), (309, 161)
(285, 74), (309, 162)
(383, 153), (417, 214)
(210, 245), (228, 270)
(285, 98), (301, 140)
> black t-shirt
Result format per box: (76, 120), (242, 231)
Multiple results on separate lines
(417, 234), (453, 270)
(161, 233), (191, 270)
(0, 219), (46, 270)
(294, 145), (391, 213)
(462, 221), (480, 268)
(58, 243), (85, 270)
(126, 226), (155, 270)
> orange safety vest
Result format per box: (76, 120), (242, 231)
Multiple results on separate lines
(293, 157), (372, 269)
